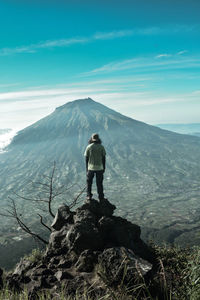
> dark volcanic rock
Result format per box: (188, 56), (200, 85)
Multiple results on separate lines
(78, 198), (116, 217)
(98, 247), (152, 286)
(66, 221), (103, 252)
(6, 198), (156, 298)
(75, 249), (99, 272)
(51, 204), (74, 230)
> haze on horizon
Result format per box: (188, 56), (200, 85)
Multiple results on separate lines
(0, 0), (200, 131)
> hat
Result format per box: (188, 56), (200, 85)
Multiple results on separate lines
(91, 133), (100, 142)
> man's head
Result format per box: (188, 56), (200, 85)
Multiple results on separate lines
(89, 133), (102, 144)
(91, 133), (99, 142)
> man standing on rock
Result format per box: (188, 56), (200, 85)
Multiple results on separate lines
(84, 133), (106, 201)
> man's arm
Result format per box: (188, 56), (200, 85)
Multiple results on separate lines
(102, 146), (106, 172)
(102, 156), (106, 172)
(84, 146), (89, 172)
(85, 156), (89, 172)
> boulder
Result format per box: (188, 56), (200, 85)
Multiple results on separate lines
(13, 258), (36, 277)
(98, 215), (141, 247)
(78, 198), (116, 217)
(51, 204), (74, 230)
(75, 249), (99, 272)
(98, 247), (152, 287)
(6, 198), (156, 298)
(66, 217), (103, 253)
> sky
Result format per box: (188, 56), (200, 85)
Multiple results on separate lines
(0, 0), (200, 131)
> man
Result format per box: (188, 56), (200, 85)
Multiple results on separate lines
(84, 133), (106, 201)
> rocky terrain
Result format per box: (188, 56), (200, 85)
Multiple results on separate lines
(2, 199), (161, 299)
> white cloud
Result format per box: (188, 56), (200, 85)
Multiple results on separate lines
(0, 87), (114, 101)
(0, 130), (17, 151)
(155, 54), (172, 58)
(1, 78), (199, 129)
(177, 50), (188, 55)
(83, 55), (200, 76)
(93, 30), (133, 40)
(0, 38), (89, 56)
(0, 25), (196, 56)
(192, 90), (200, 95)
(0, 31), (133, 56)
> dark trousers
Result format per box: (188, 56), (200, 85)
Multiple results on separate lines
(87, 170), (104, 200)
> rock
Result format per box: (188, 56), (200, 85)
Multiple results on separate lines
(98, 215), (141, 246)
(78, 198), (116, 217)
(58, 275), (89, 296)
(51, 204), (74, 230)
(74, 208), (97, 224)
(98, 247), (152, 287)
(27, 278), (48, 300)
(55, 270), (73, 281)
(99, 198), (116, 216)
(57, 258), (72, 269)
(75, 249), (99, 272)
(66, 221), (103, 253)
(5, 198), (157, 298)
(30, 267), (54, 277)
(13, 259), (36, 277)
(48, 225), (69, 256)
(6, 274), (22, 292)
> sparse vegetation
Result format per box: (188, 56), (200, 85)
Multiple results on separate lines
(0, 244), (199, 299)
(23, 248), (44, 264)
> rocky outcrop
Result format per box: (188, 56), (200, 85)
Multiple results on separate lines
(6, 199), (156, 299)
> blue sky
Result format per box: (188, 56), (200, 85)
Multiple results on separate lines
(0, 0), (200, 130)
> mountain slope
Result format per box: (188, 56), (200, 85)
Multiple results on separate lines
(1, 98), (200, 246)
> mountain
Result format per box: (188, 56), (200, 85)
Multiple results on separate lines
(1, 98), (200, 249)
(157, 123), (200, 137)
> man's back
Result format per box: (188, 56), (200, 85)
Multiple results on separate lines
(84, 143), (106, 171)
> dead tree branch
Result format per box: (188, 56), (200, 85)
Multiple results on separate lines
(0, 161), (86, 245)
(69, 186), (86, 209)
(5, 198), (48, 244)
(38, 214), (52, 232)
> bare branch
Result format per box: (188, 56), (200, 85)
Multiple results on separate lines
(0, 212), (14, 218)
(51, 183), (76, 198)
(48, 161), (56, 218)
(12, 191), (48, 203)
(32, 182), (50, 188)
(38, 214), (52, 232)
(1, 161), (82, 245)
(10, 199), (48, 245)
(69, 186), (86, 209)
